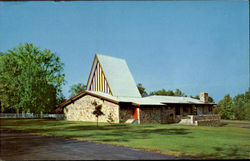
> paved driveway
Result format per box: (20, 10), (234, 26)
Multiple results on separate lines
(0, 129), (187, 160)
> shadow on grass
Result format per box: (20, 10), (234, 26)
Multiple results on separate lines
(195, 146), (248, 159)
(0, 118), (73, 127)
(1, 119), (191, 143)
(219, 122), (228, 127)
(63, 124), (191, 142)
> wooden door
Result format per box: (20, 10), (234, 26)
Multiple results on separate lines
(133, 108), (138, 119)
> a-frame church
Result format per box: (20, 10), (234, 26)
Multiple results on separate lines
(60, 54), (220, 125)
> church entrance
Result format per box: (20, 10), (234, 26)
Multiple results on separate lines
(133, 108), (138, 119)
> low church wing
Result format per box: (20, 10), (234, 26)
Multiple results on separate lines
(86, 55), (113, 95)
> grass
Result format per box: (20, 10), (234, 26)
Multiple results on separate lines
(1, 118), (249, 159)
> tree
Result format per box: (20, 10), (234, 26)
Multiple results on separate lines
(190, 95), (200, 100)
(69, 83), (86, 98)
(217, 94), (234, 120)
(55, 93), (66, 114)
(174, 89), (186, 97)
(0, 43), (65, 113)
(137, 83), (147, 96)
(150, 89), (184, 96)
(232, 91), (250, 120)
(215, 91), (250, 120)
(150, 89), (173, 96)
(92, 101), (104, 127)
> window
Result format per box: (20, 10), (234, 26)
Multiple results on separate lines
(208, 106), (212, 112)
(175, 107), (180, 115)
(183, 107), (188, 113)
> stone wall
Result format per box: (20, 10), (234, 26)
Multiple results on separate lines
(119, 106), (134, 123)
(64, 95), (119, 123)
(195, 120), (221, 126)
(139, 107), (161, 124)
(177, 114), (221, 126)
(139, 106), (174, 124)
(193, 114), (221, 126)
(192, 114), (220, 123)
(177, 116), (193, 125)
(161, 107), (175, 124)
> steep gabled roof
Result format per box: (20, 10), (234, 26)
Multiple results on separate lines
(86, 54), (141, 98)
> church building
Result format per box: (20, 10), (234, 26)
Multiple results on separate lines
(60, 54), (220, 125)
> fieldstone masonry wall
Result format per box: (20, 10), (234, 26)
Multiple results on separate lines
(64, 95), (119, 123)
(140, 107), (161, 124)
(119, 106), (134, 123)
(193, 114), (221, 126)
(178, 114), (221, 126)
(139, 107), (174, 124)
(64, 94), (218, 126)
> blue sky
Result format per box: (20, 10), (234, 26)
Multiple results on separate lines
(0, 1), (249, 103)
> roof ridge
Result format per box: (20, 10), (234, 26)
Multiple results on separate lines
(96, 54), (126, 61)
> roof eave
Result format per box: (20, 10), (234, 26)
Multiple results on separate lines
(59, 90), (119, 108)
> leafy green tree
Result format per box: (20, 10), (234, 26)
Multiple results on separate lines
(0, 53), (20, 112)
(69, 83), (86, 98)
(174, 89), (186, 97)
(232, 91), (250, 120)
(55, 93), (67, 114)
(216, 91), (250, 120)
(190, 95), (200, 99)
(137, 83), (147, 96)
(150, 89), (173, 96)
(0, 43), (65, 113)
(217, 94), (234, 119)
(208, 96), (214, 103)
(150, 88), (187, 96)
(233, 93), (246, 120)
(92, 101), (104, 127)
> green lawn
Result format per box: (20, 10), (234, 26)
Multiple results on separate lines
(1, 118), (249, 159)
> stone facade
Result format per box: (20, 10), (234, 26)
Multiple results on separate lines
(119, 106), (134, 123)
(64, 95), (119, 123)
(193, 114), (221, 126)
(63, 94), (217, 126)
(177, 114), (221, 126)
(139, 107), (162, 124)
(139, 106), (175, 124)
(195, 119), (221, 126)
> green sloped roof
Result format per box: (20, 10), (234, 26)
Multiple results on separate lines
(96, 54), (141, 98)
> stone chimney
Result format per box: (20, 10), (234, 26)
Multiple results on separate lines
(200, 92), (208, 103)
